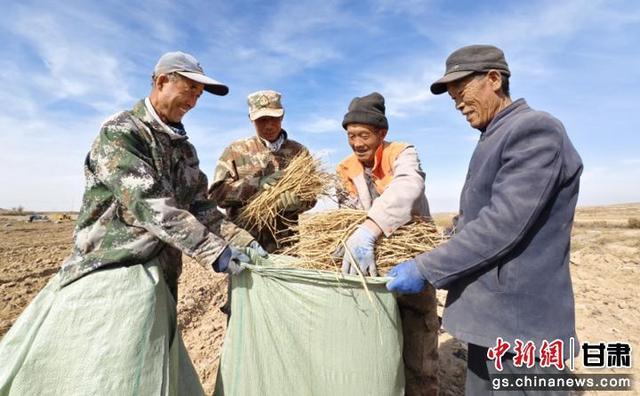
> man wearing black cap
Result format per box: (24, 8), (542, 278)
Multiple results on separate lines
(0, 51), (265, 395)
(336, 92), (439, 396)
(386, 45), (583, 394)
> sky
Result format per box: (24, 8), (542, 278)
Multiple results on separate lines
(0, 0), (638, 213)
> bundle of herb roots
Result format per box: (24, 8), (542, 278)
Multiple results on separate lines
(237, 150), (334, 238)
(281, 209), (447, 275)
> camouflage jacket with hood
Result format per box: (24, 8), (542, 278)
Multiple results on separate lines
(59, 99), (253, 291)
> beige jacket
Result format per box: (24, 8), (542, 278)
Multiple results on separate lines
(337, 142), (430, 236)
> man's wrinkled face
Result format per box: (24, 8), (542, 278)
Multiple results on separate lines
(346, 123), (387, 167)
(447, 73), (497, 130)
(253, 116), (283, 142)
(156, 74), (204, 123)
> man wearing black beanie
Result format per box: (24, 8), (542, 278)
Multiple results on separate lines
(335, 92), (439, 395)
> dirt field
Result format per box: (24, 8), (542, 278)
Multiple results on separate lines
(1, 203), (638, 395)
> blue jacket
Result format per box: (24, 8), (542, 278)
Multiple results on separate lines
(417, 99), (583, 356)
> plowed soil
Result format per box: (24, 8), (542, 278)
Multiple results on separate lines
(1, 203), (638, 395)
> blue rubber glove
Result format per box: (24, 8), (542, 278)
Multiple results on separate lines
(213, 246), (251, 275)
(386, 259), (426, 293)
(341, 226), (378, 276)
(248, 240), (268, 257)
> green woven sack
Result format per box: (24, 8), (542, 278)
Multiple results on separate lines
(215, 255), (405, 395)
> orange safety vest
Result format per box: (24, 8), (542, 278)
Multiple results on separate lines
(336, 141), (408, 197)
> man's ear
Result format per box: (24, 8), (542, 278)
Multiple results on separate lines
(379, 128), (388, 140)
(487, 70), (503, 93)
(155, 74), (169, 90)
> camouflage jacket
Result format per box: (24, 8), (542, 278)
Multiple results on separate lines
(59, 99), (254, 290)
(209, 131), (313, 252)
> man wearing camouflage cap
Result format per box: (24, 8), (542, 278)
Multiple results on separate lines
(210, 90), (315, 252)
(387, 45), (583, 394)
(335, 92), (439, 396)
(0, 51), (265, 395)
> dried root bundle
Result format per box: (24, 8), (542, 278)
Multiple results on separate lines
(237, 151), (333, 238)
(282, 209), (447, 274)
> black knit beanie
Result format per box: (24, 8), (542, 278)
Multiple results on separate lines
(342, 92), (389, 130)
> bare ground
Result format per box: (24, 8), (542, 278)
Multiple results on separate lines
(1, 203), (638, 395)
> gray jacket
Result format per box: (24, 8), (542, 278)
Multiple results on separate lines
(417, 99), (583, 356)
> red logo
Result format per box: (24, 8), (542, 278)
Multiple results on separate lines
(513, 339), (536, 368)
(540, 339), (565, 370)
(487, 337), (511, 371)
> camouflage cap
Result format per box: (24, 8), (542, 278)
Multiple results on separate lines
(248, 90), (284, 121)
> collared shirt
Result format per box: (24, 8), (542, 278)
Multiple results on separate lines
(144, 97), (187, 137)
(258, 132), (286, 152)
(363, 167), (381, 201)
